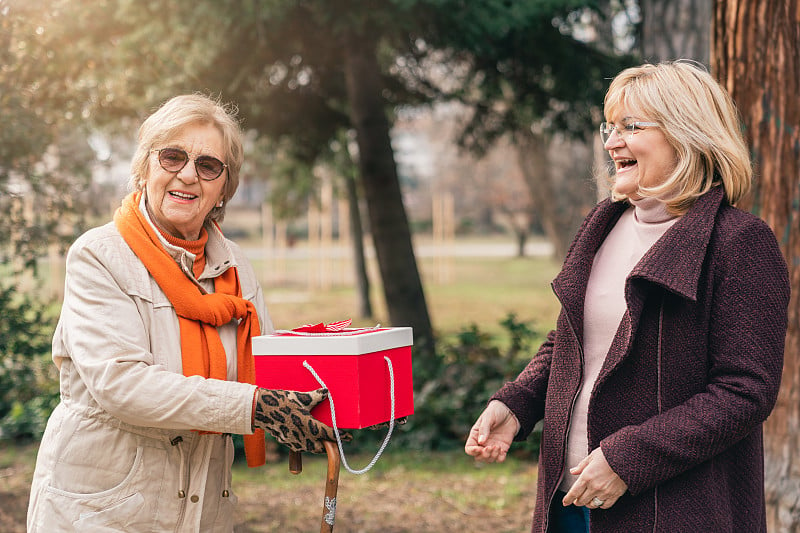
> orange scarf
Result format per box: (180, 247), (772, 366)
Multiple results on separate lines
(114, 191), (265, 467)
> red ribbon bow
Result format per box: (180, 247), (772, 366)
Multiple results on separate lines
(291, 319), (353, 334)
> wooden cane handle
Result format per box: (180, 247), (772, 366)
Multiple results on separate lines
(289, 450), (302, 474)
(320, 440), (341, 533)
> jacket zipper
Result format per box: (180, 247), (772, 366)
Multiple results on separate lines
(652, 297), (665, 533)
(544, 284), (587, 532)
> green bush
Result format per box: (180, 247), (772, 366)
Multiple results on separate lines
(0, 283), (59, 441)
(392, 313), (542, 457)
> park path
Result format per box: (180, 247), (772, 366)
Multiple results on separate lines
(244, 238), (553, 260)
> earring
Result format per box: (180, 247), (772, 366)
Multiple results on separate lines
(217, 200), (224, 207)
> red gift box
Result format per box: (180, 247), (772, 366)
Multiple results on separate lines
(253, 326), (414, 429)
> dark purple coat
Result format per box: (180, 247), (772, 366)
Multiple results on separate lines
(493, 187), (790, 532)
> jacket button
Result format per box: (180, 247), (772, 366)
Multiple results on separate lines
(190, 495), (200, 503)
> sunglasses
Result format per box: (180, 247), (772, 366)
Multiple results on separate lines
(151, 147), (227, 181)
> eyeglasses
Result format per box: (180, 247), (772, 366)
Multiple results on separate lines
(150, 147), (227, 181)
(599, 121), (659, 144)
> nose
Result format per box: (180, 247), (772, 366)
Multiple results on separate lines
(603, 129), (625, 150)
(176, 158), (200, 183)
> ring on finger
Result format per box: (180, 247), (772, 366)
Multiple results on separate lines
(591, 497), (605, 507)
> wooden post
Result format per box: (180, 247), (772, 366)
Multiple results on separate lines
(431, 191), (455, 284)
(261, 202), (274, 284)
(275, 219), (288, 283)
(442, 192), (454, 284)
(337, 197), (351, 285)
(320, 174), (334, 290)
(308, 199), (321, 290)
(432, 192), (442, 283)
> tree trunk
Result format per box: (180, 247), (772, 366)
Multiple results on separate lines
(515, 230), (527, 258)
(342, 33), (435, 360)
(639, 0), (713, 65)
(712, 1), (800, 530)
(344, 172), (373, 319)
(514, 130), (570, 261)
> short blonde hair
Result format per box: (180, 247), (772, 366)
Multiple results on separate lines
(603, 60), (751, 213)
(129, 94), (244, 222)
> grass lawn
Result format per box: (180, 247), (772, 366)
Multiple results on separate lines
(232, 449), (538, 532)
(0, 443), (38, 533)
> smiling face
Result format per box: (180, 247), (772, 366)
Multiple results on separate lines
(604, 110), (678, 200)
(144, 122), (227, 240)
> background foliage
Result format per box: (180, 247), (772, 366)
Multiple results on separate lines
(399, 313), (542, 455)
(0, 285), (59, 440)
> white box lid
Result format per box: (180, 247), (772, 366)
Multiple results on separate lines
(252, 327), (413, 356)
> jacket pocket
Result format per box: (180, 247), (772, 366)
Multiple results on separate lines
(72, 492), (146, 532)
(36, 446), (144, 529)
(33, 444), (171, 532)
(46, 444), (144, 498)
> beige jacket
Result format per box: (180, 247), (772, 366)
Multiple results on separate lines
(28, 201), (273, 532)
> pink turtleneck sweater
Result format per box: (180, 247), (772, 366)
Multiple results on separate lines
(559, 196), (679, 492)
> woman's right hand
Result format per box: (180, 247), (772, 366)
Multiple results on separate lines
(464, 400), (520, 463)
(253, 388), (349, 454)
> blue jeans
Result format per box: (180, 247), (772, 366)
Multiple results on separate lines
(550, 491), (590, 533)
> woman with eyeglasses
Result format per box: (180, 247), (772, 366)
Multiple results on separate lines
(27, 94), (339, 532)
(466, 60), (789, 532)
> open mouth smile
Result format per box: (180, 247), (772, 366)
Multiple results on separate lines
(615, 158), (637, 171)
(168, 191), (198, 201)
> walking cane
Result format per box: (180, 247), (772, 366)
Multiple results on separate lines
(289, 443), (341, 533)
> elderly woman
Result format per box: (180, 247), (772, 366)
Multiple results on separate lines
(28, 94), (335, 532)
(466, 61), (790, 532)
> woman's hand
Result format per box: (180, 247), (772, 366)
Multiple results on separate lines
(253, 388), (349, 454)
(464, 400), (520, 463)
(562, 447), (628, 509)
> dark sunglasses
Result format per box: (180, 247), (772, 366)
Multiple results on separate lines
(151, 147), (227, 181)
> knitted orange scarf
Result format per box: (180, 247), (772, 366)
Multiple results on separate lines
(114, 191), (265, 467)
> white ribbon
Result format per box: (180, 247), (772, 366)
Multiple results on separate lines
(302, 356), (395, 475)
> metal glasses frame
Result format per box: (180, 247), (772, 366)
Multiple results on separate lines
(150, 148), (228, 181)
(599, 121), (659, 144)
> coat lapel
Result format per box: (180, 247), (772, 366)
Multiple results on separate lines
(603, 187), (725, 375)
(551, 198), (627, 347)
(628, 186), (724, 302)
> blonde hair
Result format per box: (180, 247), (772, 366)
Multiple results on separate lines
(603, 60), (751, 213)
(129, 93), (244, 222)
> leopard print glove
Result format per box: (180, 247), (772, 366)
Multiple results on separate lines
(365, 416), (409, 430)
(253, 388), (349, 454)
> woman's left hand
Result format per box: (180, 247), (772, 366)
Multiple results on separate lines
(562, 447), (628, 510)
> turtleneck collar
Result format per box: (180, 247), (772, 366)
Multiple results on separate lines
(630, 196), (678, 225)
(156, 226), (209, 279)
